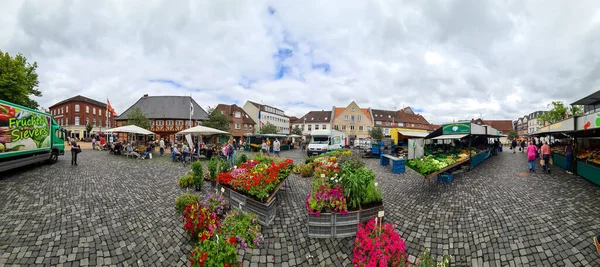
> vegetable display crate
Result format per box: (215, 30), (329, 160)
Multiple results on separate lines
(307, 203), (384, 238)
(470, 150), (491, 168)
(576, 161), (600, 186)
(219, 185), (278, 226)
(437, 173), (453, 184)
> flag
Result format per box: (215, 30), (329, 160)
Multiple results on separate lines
(261, 121), (265, 125)
(190, 101), (194, 116)
(107, 99), (117, 116)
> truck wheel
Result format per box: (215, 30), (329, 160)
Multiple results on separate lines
(48, 150), (59, 164)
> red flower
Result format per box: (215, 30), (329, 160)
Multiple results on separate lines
(228, 236), (236, 244)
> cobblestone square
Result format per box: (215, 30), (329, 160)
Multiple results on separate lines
(1, 149), (599, 266)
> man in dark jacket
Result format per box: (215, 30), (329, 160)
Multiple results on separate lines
(511, 139), (518, 154)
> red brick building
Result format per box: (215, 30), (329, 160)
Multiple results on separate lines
(48, 95), (116, 139)
(214, 104), (255, 142)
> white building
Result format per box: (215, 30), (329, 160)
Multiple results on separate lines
(527, 111), (546, 134)
(291, 110), (333, 137)
(243, 101), (290, 134)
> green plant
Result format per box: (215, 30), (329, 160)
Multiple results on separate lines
(218, 158), (230, 173)
(178, 173), (194, 188)
(191, 161), (204, 186)
(300, 163), (313, 177)
(175, 193), (201, 213)
(207, 156), (219, 180)
(416, 248), (451, 267)
(239, 154), (248, 164)
(221, 210), (264, 248)
(190, 235), (238, 267)
(362, 181), (382, 205)
(337, 153), (365, 169)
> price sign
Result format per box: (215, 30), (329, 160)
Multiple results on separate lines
(378, 211), (385, 218)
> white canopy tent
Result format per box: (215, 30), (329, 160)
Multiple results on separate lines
(105, 125), (155, 135)
(176, 125), (230, 136)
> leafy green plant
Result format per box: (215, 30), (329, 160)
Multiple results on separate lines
(190, 161), (204, 186)
(337, 153), (365, 169)
(178, 173), (194, 188)
(190, 235), (238, 267)
(416, 248), (451, 267)
(207, 157), (219, 180)
(218, 158), (230, 173)
(362, 181), (382, 205)
(300, 163), (313, 177)
(175, 193), (201, 213)
(221, 210), (264, 249)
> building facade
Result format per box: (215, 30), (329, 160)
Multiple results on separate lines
(331, 102), (373, 144)
(214, 104), (255, 141)
(115, 94), (208, 141)
(291, 111), (333, 137)
(242, 101), (290, 134)
(371, 109), (401, 137)
(527, 111), (546, 134)
(48, 95), (116, 139)
(396, 107), (432, 130)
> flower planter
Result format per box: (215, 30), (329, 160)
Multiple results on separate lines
(218, 180), (285, 227)
(307, 203), (384, 238)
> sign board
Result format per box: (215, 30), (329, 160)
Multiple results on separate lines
(442, 122), (471, 135)
(537, 117), (575, 134)
(470, 123), (486, 135)
(0, 104), (51, 157)
(576, 112), (600, 131)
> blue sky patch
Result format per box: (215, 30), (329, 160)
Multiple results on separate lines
(413, 108), (424, 113)
(312, 63), (331, 73)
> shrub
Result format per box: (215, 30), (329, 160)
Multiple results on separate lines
(203, 193), (229, 218)
(175, 193), (201, 213)
(218, 158), (230, 173)
(299, 163), (313, 177)
(178, 173), (194, 188)
(416, 248), (451, 267)
(207, 156), (219, 180)
(221, 210), (264, 249)
(353, 219), (407, 267)
(190, 236), (238, 267)
(190, 161), (204, 186)
(337, 153), (365, 170)
(239, 154), (248, 164)
(234, 154), (249, 167)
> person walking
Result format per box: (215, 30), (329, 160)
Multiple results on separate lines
(273, 138), (281, 158)
(227, 141), (235, 166)
(511, 139), (518, 154)
(261, 139), (268, 155)
(92, 137), (96, 150)
(266, 138), (271, 156)
(526, 140), (537, 172)
(70, 139), (81, 166)
(565, 140), (574, 174)
(541, 141), (551, 173)
(159, 138), (165, 157)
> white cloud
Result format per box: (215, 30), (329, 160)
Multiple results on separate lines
(1, 0), (600, 124)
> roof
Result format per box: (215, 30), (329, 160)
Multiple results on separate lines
(470, 119), (514, 133)
(49, 95), (106, 109)
(289, 116), (300, 123)
(247, 100), (287, 117)
(571, 90), (600, 105)
(215, 104), (255, 124)
(371, 109), (401, 122)
(333, 106), (371, 121)
(299, 111), (331, 123)
(116, 95), (208, 120)
(398, 108), (430, 125)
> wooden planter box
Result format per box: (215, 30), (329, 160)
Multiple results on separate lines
(217, 179), (286, 227)
(307, 203), (384, 238)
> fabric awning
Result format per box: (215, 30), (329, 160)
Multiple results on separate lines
(105, 125), (155, 135)
(176, 126), (229, 136)
(431, 134), (469, 140)
(397, 131), (429, 138)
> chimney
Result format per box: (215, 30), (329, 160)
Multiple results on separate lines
(143, 94), (149, 98)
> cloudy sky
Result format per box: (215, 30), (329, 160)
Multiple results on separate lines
(1, 0), (600, 124)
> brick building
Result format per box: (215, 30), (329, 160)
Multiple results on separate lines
(214, 104), (255, 142)
(48, 95), (116, 139)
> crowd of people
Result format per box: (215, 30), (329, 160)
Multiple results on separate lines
(509, 138), (574, 175)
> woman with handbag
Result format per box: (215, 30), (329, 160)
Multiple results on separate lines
(526, 140), (537, 172)
(70, 140), (81, 166)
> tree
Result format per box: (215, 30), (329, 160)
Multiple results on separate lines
(203, 106), (230, 132)
(260, 122), (279, 134)
(508, 130), (518, 140)
(292, 126), (303, 136)
(369, 126), (384, 141)
(85, 123), (93, 137)
(125, 107), (151, 129)
(0, 50), (42, 109)
(537, 101), (584, 125)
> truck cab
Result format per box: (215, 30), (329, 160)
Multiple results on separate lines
(307, 130), (344, 156)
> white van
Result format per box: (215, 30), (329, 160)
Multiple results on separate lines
(307, 130), (345, 156)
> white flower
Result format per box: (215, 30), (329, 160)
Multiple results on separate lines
(375, 182), (379, 187)
(234, 166), (238, 169)
(321, 174), (325, 178)
(330, 177), (334, 181)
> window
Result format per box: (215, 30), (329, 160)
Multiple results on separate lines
(75, 105), (80, 112)
(244, 124), (248, 130)
(351, 116), (355, 123)
(359, 126), (363, 131)
(196, 121), (202, 126)
(66, 118), (68, 125)
(249, 125), (252, 129)
(186, 121), (191, 126)
(98, 109), (100, 116)
(93, 108), (96, 115)
(75, 116), (80, 125)
(86, 106), (89, 113)
(235, 124), (241, 129)
(315, 125), (319, 130)
(344, 115), (348, 121)
(322, 125), (327, 130)
(398, 123), (403, 127)
(350, 125), (355, 131)
(376, 121), (382, 125)
(156, 120), (164, 126)
(93, 119), (96, 127)
(85, 118), (89, 125)
(386, 121), (390, 126)
(308, 125), (312, 131)
(176, 120), (183, 126)
(166, 120), (173, 126)
(351, 107), (355, 111)
(367, 126), (371, 132)
(235, 112), (241, 118)
(66, 106), (68, 113)
(358, 116), (362, 121)
(334, 125), (339, 130)
(342, 125), (346, 130)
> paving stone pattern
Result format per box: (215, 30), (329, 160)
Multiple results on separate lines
(1, 149), (599, 266)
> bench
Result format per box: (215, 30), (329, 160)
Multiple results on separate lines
(380, 154), (405, 174)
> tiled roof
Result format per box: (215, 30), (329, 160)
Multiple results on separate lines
(49, 95), (106, 109)
(398, 110), (430, 125)
(371, 109), (401, 122)
(116, 95), (208, 120)
(333, 106), (371, 121)
(215, 104), (255, 124)
(247, 100), (287, 117)
(471, 119), (514, 133)
(299, 111), (331, 123)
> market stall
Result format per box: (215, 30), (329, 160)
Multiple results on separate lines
(529, 117), (576, 172)
(389, 128), (429, 158)
(571, 112), (600, 186)
(244, 134), (293, 152)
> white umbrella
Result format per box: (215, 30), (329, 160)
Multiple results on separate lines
(176, 125), (229, 136)
(105, 125), (155, 135)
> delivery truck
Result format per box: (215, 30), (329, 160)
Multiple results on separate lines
(0, 99), (65, 172)
(307, 129), (345, 156)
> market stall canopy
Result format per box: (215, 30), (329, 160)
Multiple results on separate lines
(397, 131), (429, 138)
(431, 134), (469, 140)
(571, 90), (600, 106)
(176, 126), (229, 136)
(530, 117), (575, 136)
(288, 134), (302, 138)
(105, 125), (155, 135)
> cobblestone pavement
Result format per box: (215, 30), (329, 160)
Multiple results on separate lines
(1, 149), (599, 266)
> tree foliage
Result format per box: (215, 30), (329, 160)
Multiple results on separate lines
(125, 107), (151, 129)
(85, 123), (93, 135)
(369, 126), (384, 141)
(260, 122), (279, 134)
(537, 101), (584, 125)
(292, 126), (303, 136)
(203, 106), (230, 132)
(508, 130), (518, 140)
(0, 50), (42, 109)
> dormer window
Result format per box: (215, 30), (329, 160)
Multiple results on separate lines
(351, 107), (355, 111)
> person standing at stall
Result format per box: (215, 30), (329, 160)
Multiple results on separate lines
(273, 138), (281, 158)
(159, 138), (165, 157)
(70, 139), (81, 166)
(511, 139), (518, 154)
(565, 140), (574, 175)
(527, 140), (537, 172)
(541, 141), (551, 173)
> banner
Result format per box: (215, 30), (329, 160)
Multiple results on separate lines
(185, 134), (194, 149)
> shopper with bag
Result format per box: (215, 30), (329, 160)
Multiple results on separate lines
(565, 140), (574, 174)
(70, 139), (81, 166)
(511, 139), (518, 154)
(526, 140), (537, 172)
(540, 141), (551, 173)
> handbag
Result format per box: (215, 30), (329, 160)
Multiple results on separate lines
(540, 159), (545, 166)
(549, 157), (553, 165)
(519, 147), (522, 152)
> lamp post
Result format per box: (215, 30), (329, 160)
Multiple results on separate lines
(303, 117), (306, 141)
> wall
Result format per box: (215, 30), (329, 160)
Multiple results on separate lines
(49, 101), (115, 138)
(331, 102), (373, 139)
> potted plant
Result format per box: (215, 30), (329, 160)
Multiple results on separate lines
(191, 161), (204, 191)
